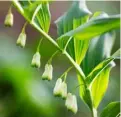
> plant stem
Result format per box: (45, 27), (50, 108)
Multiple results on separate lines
(12, 0), (86, 84)
(37, 38), (43, 52)
(91, 108), (98, 117)
(22, 22), (28, 33)
(47, 50), (59, 64)
(60, 66), (73, 79)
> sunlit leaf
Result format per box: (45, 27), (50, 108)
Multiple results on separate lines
(77, 74), (93, 110)
(100, 102), (120, 117)
(86, 48), (120, 85)
(90, 64), (114, 108)
(112, 48), (121, 59)
(58, 14), (120, 41)
(13, 1), (51, 33)
(86, 49), (120, 108)
(81, 23), (116, 76)
(56, 1), (91, 64)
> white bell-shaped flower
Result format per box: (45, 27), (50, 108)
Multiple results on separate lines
(16, 32), (26, 48)
(61, 82), (67, 99)
(53, 78), (62, 96)
(42, 64), (53, 81)
(31, 52), (41, 68)
(4, 12), (13, 27)
(53, 78), (67, 99)
(65, 93), (78, 114)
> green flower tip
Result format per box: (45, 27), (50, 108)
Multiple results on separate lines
(4, 12), (13, 27)
(31, 52), (41, 68)
(65, 93), (78, 114)
(42, 64), (53, 81)
(16, 32), (26, 48)
(53, 78), (67, 99)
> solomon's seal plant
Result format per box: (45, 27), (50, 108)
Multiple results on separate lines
(4, 0), (120, 117)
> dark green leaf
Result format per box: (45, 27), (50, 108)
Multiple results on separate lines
(100, 102), (120, 117)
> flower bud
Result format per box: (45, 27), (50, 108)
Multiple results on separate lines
(42, 64), (53, 81)
(65, 93), (78, 114)
(16, 32), (26, 48)
(31, 52), (41, 68)
(4, 12), (13, 27)
(53, 78), (67, 99)
(53, 78), (62, 96)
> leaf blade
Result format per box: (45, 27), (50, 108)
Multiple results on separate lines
(86, 49), (120, 108)
(100, 102), (120, 117)
(59, 15), (120, 40)
(56, 1), (91, 64)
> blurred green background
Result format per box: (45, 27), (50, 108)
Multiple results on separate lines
(0, 1), (120, 117)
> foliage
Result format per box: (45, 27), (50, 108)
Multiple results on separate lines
(3, 0), (120, 117)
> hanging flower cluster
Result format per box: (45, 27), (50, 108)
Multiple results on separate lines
(4, 5), (78, 114)
(53, 71), (78, 114)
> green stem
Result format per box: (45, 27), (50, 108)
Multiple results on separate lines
(22, 22), (28, 33)
(8, 3), (13, 14)
(91, 108), (98, 117)
(37, 38), (43, 52)
(12, 0), (86, 83)
(60, 66), (73, 80)
(47, 50), (59, 64)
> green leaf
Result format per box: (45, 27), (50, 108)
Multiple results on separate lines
(90, 64), (114, 108)
(112, 48), (121, 59)
(77, 74), (93, 110)
(81, 30), (116, 76)
(86, 48), (120, 86)
(13, 1), (51, 33)
(100, 102), (120, 117)
(85, 58), (114, 86)
(85, 49), (120, 108)
(58, 14), (120, 41)
(56, 1), (91, 64)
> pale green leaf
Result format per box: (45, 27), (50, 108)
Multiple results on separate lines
(112, 48), (121, 59)
(90, 65), (113, 108)
(100, 102), (120, 117)
(86, 48), (120, 86)
(13, 1), (51, 33)
(77, 74), (93, 110)
(81, 30), (116, 76)
(86, 49), (120, 108)
(58, 14), (120, 42)
(56, 1), (91, 64)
